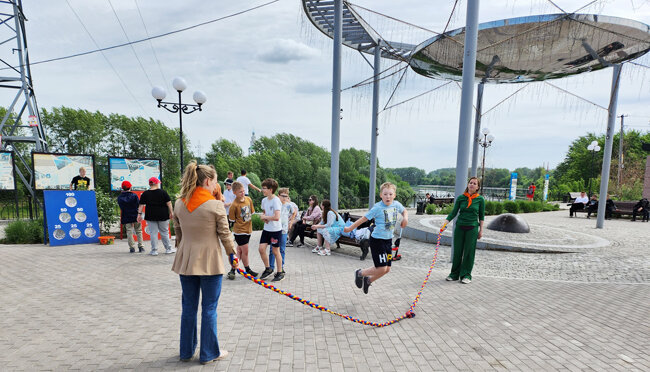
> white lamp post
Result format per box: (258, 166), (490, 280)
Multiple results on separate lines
(587, 141), (601, 196)
(151, 77), (207, 175)
(479, 127), (495, 194)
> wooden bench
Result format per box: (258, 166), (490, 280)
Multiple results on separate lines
(430, 197), (454, 206)
(303, 213), (371, 260)
(573, 200), (636, 218)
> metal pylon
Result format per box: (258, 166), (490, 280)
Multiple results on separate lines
(0, 0), (48, 204)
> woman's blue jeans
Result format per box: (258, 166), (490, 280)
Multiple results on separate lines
(179, 274), (223, 363)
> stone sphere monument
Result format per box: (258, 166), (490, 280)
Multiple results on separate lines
(486, 213), (530, 233)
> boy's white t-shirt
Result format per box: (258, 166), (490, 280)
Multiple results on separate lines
(224, 189), (236, 214)
(280, 202), (296, 234)
(236, 176), (252, 194)
(261, 196), (282, 232)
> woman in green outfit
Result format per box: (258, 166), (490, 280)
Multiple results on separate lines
(441, 177), (484, 284)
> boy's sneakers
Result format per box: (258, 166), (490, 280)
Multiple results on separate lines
(461, 277), (472, 284)
(260, 267), (274, 280)
(311, 246), (322, 253)
(445, 276), (458, 281)
(165, 248), (177, 254)
(200, 350), (229, 365)
(363, 276), (371, 294)
(296, 242), (304, 248)
(286, 241), (293, 247)
(355, 269), (363, 288)
(138, 246), (145, 253)
(271, 271), (285, 282)
(227, 269), (236, 280)
(317, 248), (331, 256)
(246, 268), (258, 277)
(129, 247), (135, 253)
(149, 250), (158, 256)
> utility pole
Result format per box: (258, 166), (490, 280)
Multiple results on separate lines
(617, 114), (627, 189)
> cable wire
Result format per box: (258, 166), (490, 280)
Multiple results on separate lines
(3, 0), (280, 70)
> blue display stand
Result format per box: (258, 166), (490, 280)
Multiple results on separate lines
(44, 190), (100, 246)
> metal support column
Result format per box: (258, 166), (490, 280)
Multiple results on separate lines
(451, 0), (480, 260)
(617, 114), (626, 188)
(329, 0), (342, 210)
(470, 82), (484, 177)
(369, 42), (381, 209)
(596, 64), (622, 229)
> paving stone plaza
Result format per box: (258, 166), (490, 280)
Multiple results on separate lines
(0, 208), (648, 371)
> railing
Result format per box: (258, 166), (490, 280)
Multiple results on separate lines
(0, 196), (42, 220)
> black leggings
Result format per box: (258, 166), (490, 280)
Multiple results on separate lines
(290, 221), (309, 244)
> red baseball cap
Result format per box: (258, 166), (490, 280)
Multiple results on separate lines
(121, 181), (132, 190)
(148, 177), (160, 185)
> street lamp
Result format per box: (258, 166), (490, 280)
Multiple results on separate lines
(151, 77), (207, 175)
(479, 127), (495, 194)
(587, 140), (601, 196)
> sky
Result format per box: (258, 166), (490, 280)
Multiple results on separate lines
(6, 0), (650, 173)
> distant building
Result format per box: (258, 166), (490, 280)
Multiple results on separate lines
(248, 130), (256, 155)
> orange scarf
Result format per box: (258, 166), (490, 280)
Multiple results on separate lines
(463, 192), (479, 208)
(184, 187), (215, 213)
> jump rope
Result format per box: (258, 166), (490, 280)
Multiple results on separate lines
(230, 222), (447, 328)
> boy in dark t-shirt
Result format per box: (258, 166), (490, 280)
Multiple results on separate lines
(138, 177), (174, 256)
(70, 167), (91, 190)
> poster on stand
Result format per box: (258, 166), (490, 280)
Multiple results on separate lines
(109, 157), (161, 191)
(0, 151), (15, 190)
(33, 153), (94, 190)
(543, 174), (550, 201)
(44, 190), (100, 246)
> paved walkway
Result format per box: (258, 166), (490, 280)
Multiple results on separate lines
(0, 210), (648, 371)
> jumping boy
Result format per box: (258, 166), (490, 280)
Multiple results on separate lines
(257, 178), (284, 282)
(227, 181), (257, 280)
(343, 182), (408, 294)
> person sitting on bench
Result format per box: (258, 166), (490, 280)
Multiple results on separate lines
(632, 198), (649, 222)
(586, 194), (598, 219)
(569, 191), (588, 217)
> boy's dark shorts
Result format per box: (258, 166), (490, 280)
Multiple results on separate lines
(370, 236), (392, 267)
(260, 230), (282, 248)
(234, 234), (251, 246)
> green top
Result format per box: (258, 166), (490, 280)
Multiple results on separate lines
(446, 194), (485, 227)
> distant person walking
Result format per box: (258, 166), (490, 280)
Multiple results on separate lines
(526, 183), (536, 201)
(117, 181), (144, 253)
(236, 169), (261, 196)
(138, 177), (175, 256)
(172, 161), (235, 365)
(441, 177), (485, 284)
(70, 167), (91, 190)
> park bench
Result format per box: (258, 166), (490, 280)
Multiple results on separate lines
(303, 213), (371, 260)
(566, 192), (583, 205)
(573, 200), (637, 219)
(430, 197), (454, 206)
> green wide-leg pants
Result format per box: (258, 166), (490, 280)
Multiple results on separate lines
(449, 226), (478, 280)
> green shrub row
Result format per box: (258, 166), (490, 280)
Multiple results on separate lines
(2, 218), (44, 244)
(426, 200), (560, 215)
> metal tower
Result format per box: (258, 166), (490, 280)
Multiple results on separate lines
(0, 0), (48, 202)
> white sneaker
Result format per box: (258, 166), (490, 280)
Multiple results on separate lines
(165, 248), (177, 254)
(461, 277), (471, 284)
(311, 246), (322, 253)
(149, 250), (158, 256)
(318, 249), (331, 256)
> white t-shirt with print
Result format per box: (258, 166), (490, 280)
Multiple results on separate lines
(261, 196), (282, 232)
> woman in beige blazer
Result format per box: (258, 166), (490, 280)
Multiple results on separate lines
(172, 161), (236, 365)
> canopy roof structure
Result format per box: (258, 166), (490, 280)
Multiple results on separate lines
(410, 14), (650, 83)
(301, 0), (415, 61)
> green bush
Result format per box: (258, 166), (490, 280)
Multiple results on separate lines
(3, 218), (44, 244)
(95, 189), (119, 235)
(503, 201), (519, 213)
(493, 202), (504, 215)
(530, 201), (543, 212)
(484, 201), (496, 215)
(425, 203), (437, 215)
(252, 214), (264, 231)
(516, 200), (530, 213)
(542, 202), (560, 211)
(436, 204), (454, 216)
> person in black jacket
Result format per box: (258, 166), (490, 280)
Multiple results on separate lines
(117, 181), (144, 253)
(632, 198), (649, 222)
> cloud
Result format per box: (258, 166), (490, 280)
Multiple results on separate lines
(257, 39), (320, 64)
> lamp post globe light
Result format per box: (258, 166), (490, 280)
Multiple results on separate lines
(479, 128), (495, 194)
(587, 140), (601, 197)
(151, 77), (207, 175)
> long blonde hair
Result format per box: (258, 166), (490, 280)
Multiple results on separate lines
(179, 161), (217, 202)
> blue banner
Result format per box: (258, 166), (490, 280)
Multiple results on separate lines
(543, 174), (550, 202)
(509, 173), (518, 201)
(44, 190), (100, 246)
